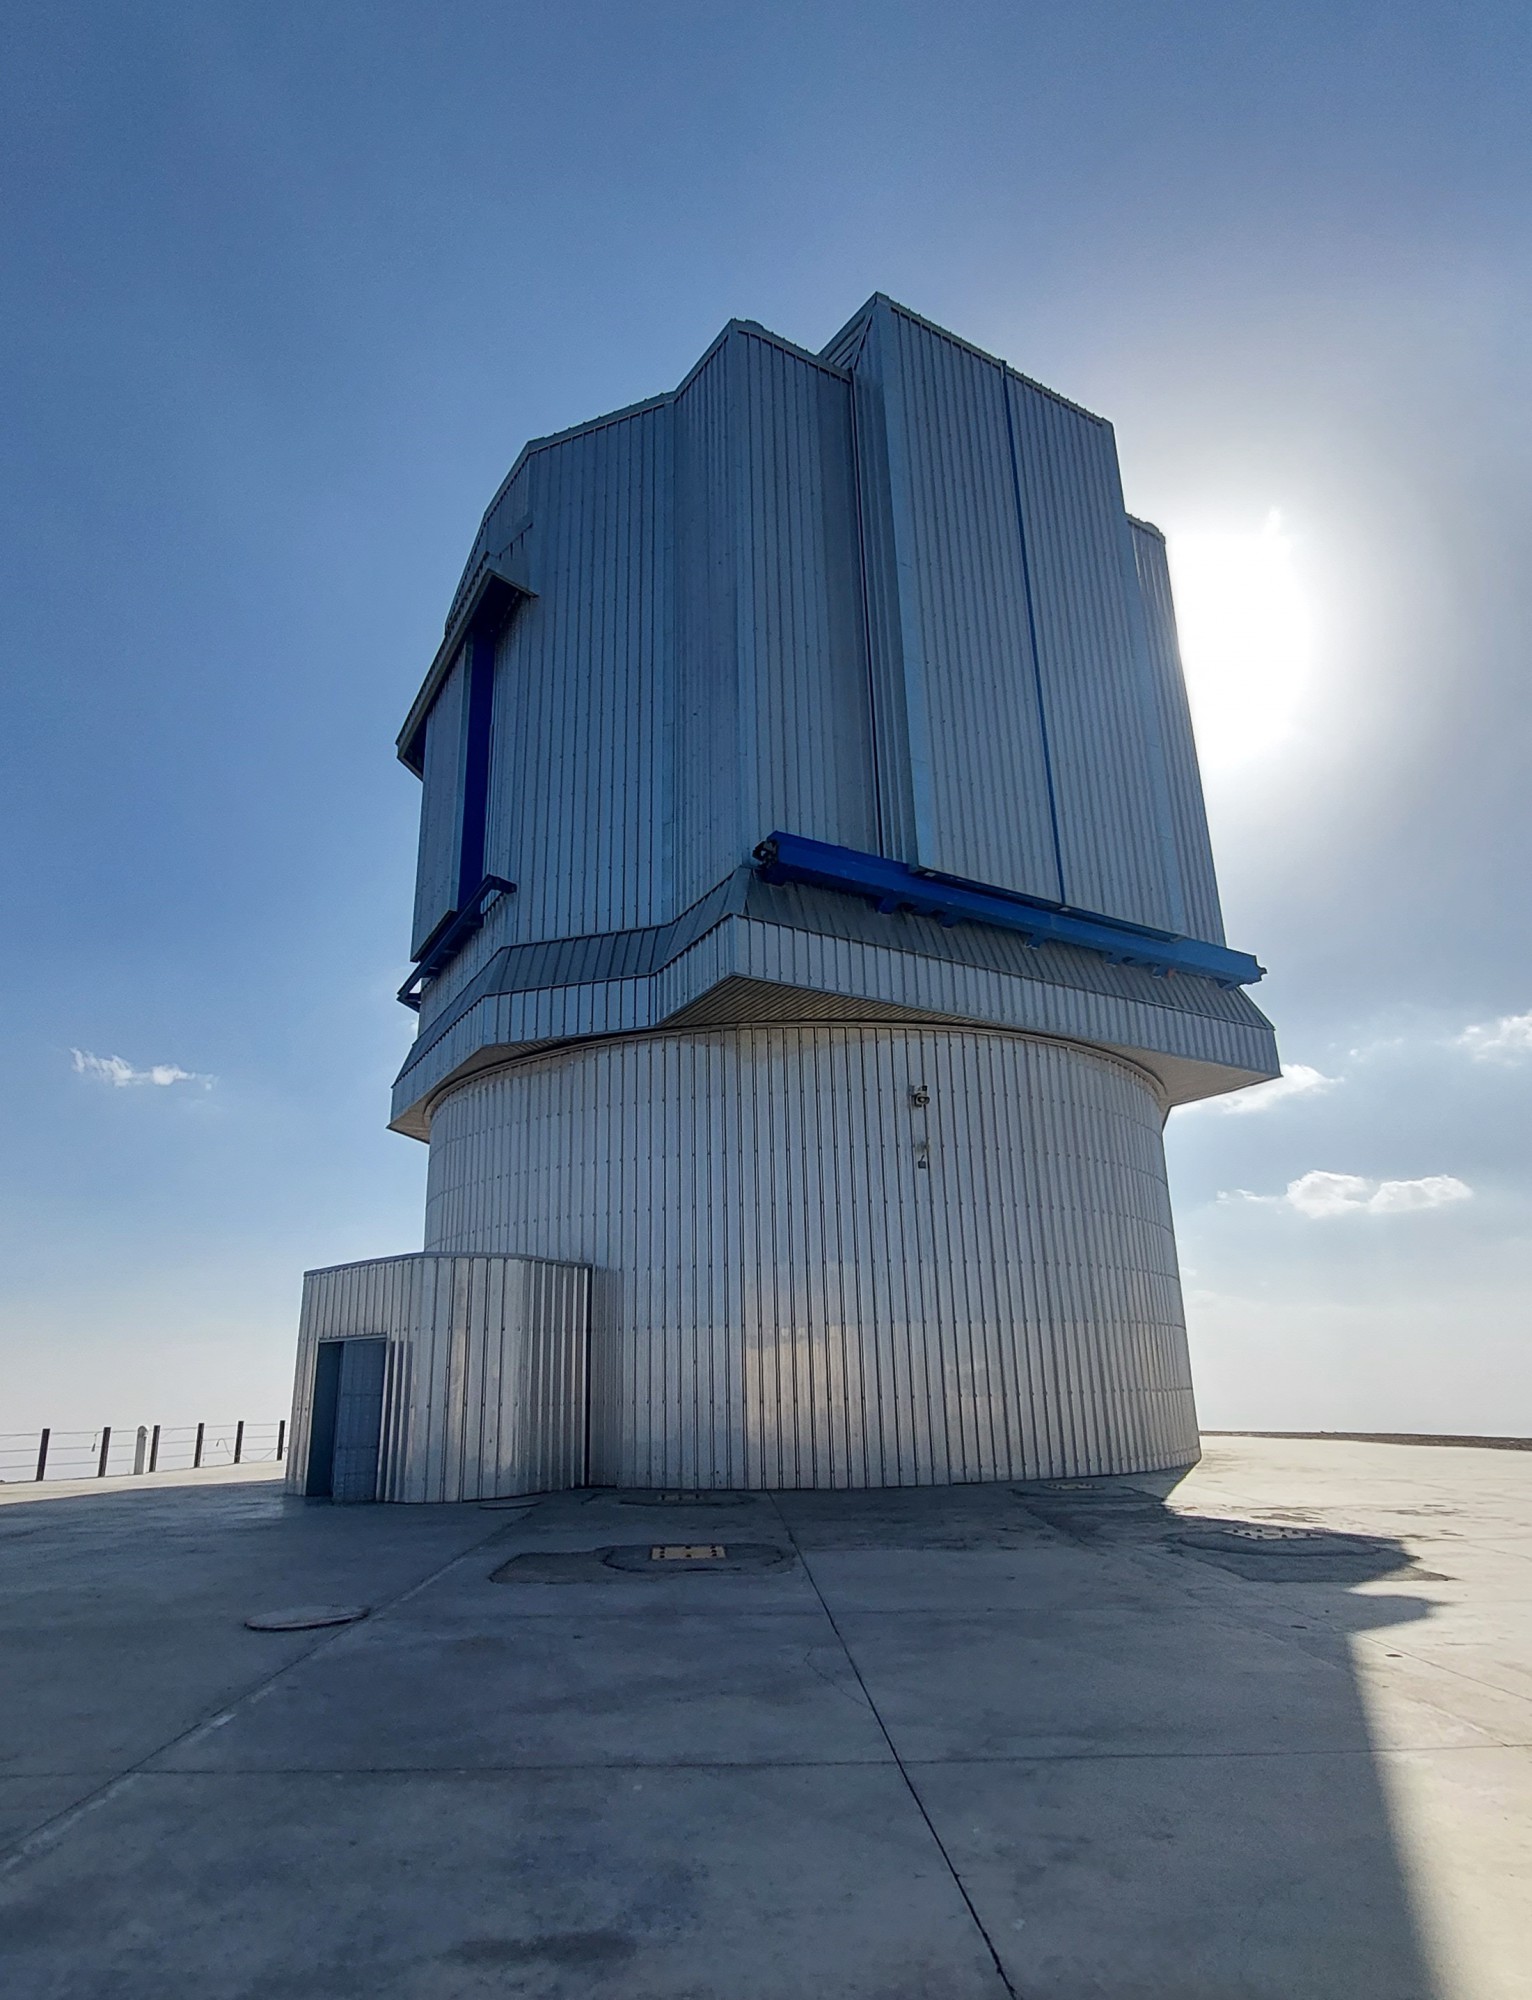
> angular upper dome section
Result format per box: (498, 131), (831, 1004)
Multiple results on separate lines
(388, 296), (1273, 1132)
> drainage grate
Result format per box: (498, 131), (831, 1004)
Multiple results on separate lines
(492, 1542), (794, 1582)
(604, 1541), (793, 1575)
(1178, 1520), (1363, 1554)
(1172, 1517), (1421, 1580)
(1222, 1523), (1328, 1542)
(617, 1490), (754, 1508)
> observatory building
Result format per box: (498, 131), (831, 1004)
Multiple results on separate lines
(288, 296), (1278, 1503)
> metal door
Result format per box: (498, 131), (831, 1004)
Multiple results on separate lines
(330, 1338), (388, 1503)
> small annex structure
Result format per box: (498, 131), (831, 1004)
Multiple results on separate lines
(287, 295), (1279, 1504)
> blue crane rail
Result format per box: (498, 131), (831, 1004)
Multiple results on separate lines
(753, 833), (1264, 987)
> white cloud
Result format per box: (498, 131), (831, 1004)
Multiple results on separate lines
(1457, 1011), (1532, 1061)
(1222, 1170), (1473, 1219)
(1197, 1063), (1340, 1115)
(71, 1049), (212, 1090)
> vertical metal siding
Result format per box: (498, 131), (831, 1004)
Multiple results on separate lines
(488, 406), (673, 945)
(410, 647), (468, 958)
(671, 341), (739, 913)
(1129, 519), (1225, 943)
(1004, 378), (1179, 931)
(846, 331), (919, 860)
(860, 305), (1063, 902)
(286, 1254), (589, 1502)
(733, 329), (878, 857)
(421, 1024), (1199, 1488)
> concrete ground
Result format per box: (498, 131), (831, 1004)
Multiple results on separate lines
(1, 1439), (1528, 2000)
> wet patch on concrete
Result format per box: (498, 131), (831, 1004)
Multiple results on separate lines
(445, 1929), (637, 1968)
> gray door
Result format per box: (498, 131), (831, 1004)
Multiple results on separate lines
(330, 1338), (388, 1503)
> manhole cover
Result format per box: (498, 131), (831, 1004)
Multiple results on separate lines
(1014, 1480), (1134, 1496)
(602, 1541), (792, 1575)
(245, 1605), (369, 1632)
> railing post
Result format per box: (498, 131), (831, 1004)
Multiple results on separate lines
(149, 1424), (161, 1472)
(233, 1420), (244, 1465)
(35, 1428), (49, 1481)
(133, 1426), (148, 1476)
(276, 1419), (286, 1462)
(193, 1422), (205, 1469)
(97, 1427), (111, 1478)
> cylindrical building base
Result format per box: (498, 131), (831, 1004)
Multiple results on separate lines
(423, 1023), (1200, 1488)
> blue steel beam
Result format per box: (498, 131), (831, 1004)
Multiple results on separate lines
(754, 832), (1264, 987)
(398, 875), (517, 1009)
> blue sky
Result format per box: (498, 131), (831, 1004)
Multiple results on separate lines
(3, 1), (1528, 1435)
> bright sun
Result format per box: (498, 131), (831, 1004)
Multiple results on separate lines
(1167, 510), (1313, 772)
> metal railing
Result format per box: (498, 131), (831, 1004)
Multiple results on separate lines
(0, 1421), (286, 1485)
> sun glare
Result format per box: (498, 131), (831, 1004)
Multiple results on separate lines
(1167, 510), (1313, 772)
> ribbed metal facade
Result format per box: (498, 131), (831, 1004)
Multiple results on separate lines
(389, 873), (1275, 1135)
(410, 644), (467, 958)
(855, 302), (1062, 896)
(1129, 517), (1224, 944)
(287, 1254), (589, 1502)
(422, 1025), (1199, 1488)
(292, 293), (1277, 1497)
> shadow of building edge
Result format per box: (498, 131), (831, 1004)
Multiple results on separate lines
(1002, 1466), (1446, 1999)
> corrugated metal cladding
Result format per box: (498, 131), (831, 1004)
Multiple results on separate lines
(288, 1255), (588, 1502)
(410, 645), (467, 959)
(292, 292), (1273, 1497)
(855, 302), (1062, 898)
(400, 294), (1241, 1058)
(422, 1025), (1200, 1488)
(846, 299), (1194, 931)
(389, 900), (1277, 1134)
(1129, 518), (1224, 944)
(411, 321), (881, 1009)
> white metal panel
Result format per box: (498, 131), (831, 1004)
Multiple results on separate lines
(857, 303), (1063, 900)
(671, 338), (741, 914)
(422, 1024), (1199, 1488)
(1005, 376), (1180, 931)
(1129, 518), (1224, 943)
(286, 1253), (589, 1502)
(732, 328), (878, 857)
(487, 402), (672, 945)
(410, 647), (468, 958)
(846, 328), (919, 859)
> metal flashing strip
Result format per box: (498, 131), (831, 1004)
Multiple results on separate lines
(399, 875), (518, 1008)
(754, 831), (1264, 987)
(398, 870), (750, 1037)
